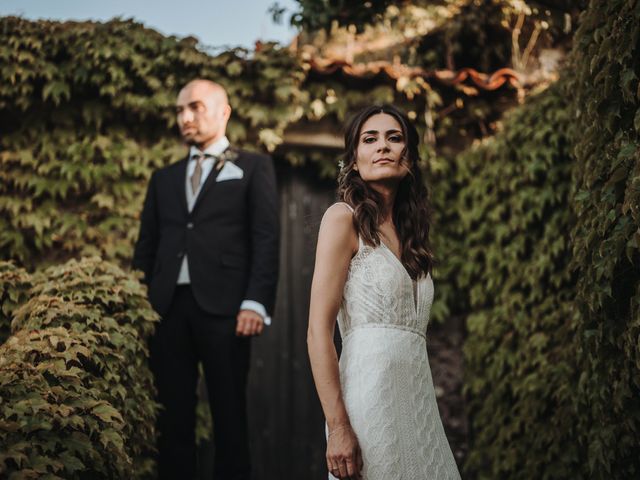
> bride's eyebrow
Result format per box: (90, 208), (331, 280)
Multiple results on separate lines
(360, 128), (403, 136)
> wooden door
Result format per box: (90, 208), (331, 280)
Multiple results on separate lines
(247, 162), (336, 480)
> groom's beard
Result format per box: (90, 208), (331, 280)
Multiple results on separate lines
(182, 136), (206, 150)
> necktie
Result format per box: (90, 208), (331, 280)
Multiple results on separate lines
(190, 153), (217, 194)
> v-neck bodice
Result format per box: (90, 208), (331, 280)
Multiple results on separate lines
(332, 236), (460, 478)
(377, 240), (419, 311)
(337, 236), (434, 340)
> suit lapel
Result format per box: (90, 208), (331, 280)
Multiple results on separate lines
(175, 156), (189, 215)
(192, 148), (242, 214)
(191, 162), (223, 214)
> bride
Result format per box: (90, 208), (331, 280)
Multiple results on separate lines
(307, 105), (461, 480)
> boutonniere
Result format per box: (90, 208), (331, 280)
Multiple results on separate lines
(215, 148), (240, 171)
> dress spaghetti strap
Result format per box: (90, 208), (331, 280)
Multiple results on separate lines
(335, 201), (354, 213)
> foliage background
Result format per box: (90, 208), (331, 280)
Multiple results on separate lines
(0, 258), (159, 478)
(460, 82), (583, 479)
(565, 0), (640, 476)
(454, 0), (639, 477)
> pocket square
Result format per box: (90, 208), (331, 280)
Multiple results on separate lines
(216, 162), (244, 182)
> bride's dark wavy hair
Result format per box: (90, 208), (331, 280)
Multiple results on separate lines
(337, 104), (434, 279)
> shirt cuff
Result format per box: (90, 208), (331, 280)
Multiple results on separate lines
(240, 300), (271, 326)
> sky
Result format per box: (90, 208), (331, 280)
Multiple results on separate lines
(0, 0), (299, 50)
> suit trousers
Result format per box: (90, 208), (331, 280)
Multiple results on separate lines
(149, 285), (251, 480)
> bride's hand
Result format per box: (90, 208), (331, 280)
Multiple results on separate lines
(326, 424), (363, 479)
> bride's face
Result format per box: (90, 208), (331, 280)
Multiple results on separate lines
(354, 113), (410, 184)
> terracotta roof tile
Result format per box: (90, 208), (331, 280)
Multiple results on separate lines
(308, 58), (521, 95)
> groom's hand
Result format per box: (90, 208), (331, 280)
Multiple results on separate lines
(236, 309), (264, 337)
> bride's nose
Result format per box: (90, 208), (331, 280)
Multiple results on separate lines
(377, 141), (390, 153)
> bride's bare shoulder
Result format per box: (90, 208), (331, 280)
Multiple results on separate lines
(318, 203), (357, 251)
(321, 203), (355, 229)
(324, 202), (354, 219)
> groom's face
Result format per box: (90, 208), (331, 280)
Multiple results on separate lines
(176, 81), (231, 149)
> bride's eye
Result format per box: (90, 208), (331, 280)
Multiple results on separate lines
(388, 134), (404, 143)
(362, 136), (377, 144)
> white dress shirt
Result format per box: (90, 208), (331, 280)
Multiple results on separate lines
(176, 136), (271, 325)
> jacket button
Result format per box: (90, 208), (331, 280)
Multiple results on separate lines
(186, 222), (194, 229)
(177, 251), (184, 258)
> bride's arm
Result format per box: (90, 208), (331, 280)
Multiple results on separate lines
(307, 204), (362, 478)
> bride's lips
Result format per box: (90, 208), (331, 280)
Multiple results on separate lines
(374, 157), (394, 164)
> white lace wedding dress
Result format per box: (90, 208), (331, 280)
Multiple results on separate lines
(329, 208), (461, 480)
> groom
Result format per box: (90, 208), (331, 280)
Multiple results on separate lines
(133, 79), (279, 479)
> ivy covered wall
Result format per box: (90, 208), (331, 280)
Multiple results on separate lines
(460, 83), (582, 479)
(0, 17), (303, 268)
(461, 0), (640, 477)
(565, 0), (640, 476)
